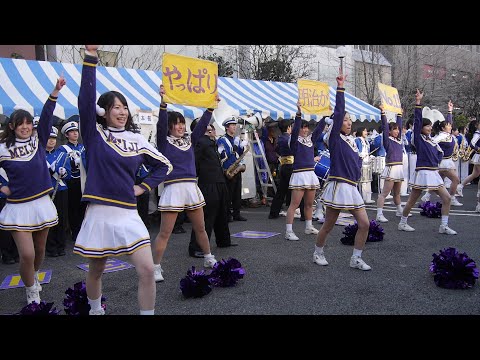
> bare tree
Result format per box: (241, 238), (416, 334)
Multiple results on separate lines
(354, 45), (389, 105)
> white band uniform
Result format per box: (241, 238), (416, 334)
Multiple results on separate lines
(409, 170), (444, 190)
(380, 164), (404, 182)
(158, 182), (205, 212)
(289, 171), (320, 190)
(0, 195), (58, 231)
(320, 181), (365, 210)
(73, 203), (150, 258)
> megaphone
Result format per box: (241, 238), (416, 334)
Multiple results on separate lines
(243, 112), (263, 129)
(213, 99), (237, 128)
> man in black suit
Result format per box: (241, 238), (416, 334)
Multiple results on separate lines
(188, 121), (238, 258)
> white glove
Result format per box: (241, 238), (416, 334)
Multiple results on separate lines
(240, 140), (249, 148)
(325, 117), (333, 125)
(59, 167), (67, 178)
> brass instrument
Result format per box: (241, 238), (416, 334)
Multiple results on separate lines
(452, 141), (459, 161)
(462, 146), (474, 161)
(457, 136), (474, 162)
(225, 145), (250, 180)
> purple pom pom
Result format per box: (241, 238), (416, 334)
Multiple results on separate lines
(209, 258), (246, 287)
(419, 201), (442, 218)
(64, 281), (106, 315)
(430, 247), (479, 289)
(16, 301), (60, 315)
(340, 219), (384, 245)
(180, 267), (213, 298)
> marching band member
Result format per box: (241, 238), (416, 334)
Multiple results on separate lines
(75, 46), (172, 315)
(457, 120), (480, 212)
(422, 101), (463, 206)
(45, 126), (71, 257)
(376, 105), (407, 223)
(57, 121), (86, 242)
(398, 90), (457, 235)
(218, 117), (248, 222)
(354, 127), (375, 204)
(315, 68), (372, 271)
(0, 76), (65, 304)
(456, 126), (469, 183)
(152, 85), (218, 282)
(284, 107), (325, 241)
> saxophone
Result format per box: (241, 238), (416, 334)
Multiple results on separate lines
(452, 141), (459, 161)
(225, 145), (250, 180)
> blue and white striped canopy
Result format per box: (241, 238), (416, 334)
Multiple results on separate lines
(0, 57), (380, 122)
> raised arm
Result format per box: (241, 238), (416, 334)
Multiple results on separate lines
(413, 89), (423, 149)
(191, 95), (219, 145)
(78, 45), (100, 145)
(331, 71), (346, 137)
(312, 116), (327, 143)
(396, 112), (403, 131)
(289, 101), (302, 154)
(379, 104), (390, 151)
(38, 76), (65, 148)
(156, 84), (168, 153)
(446, 100), (453, 125)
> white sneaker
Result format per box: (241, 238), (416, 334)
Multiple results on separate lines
(305, 227), (319, 235)
(439, 224), (457, 235)
(89, 308), (105, 315)
(26, 288), (40, 305)
(349, 256), (372, 271)
(456, 184), (464, 197)
(279, 210), (287, 217)
(385, 194), (393, 200)
(421, 193), (431, 202)
(450, 197), (463, 206)
(285, 231), (299, 241)
(395, 211), (412, 217)
(204, 256), (217, 268)
(154, 264), (164, 282)
(313, 252), (328, 266)
(398, 222), (415, 232)
(317, 217), (325, 223)
(34, 274), (42, 292)
(365, 199), (376, 204)
(476, 204), (480, 213)
(376, 214), (389, 223)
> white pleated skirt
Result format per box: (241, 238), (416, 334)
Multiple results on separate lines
(409, 170), (444, 190)
(438, 158), (456, 170)
(73, 203), (150, 258)
(320, 181), (365, 210)
(471, 153), (480, 165)
(0, 195), (58, 232)
(158, 182), (205, 212)
(380, 164), (404, 182)
(289, 171), (320, 190)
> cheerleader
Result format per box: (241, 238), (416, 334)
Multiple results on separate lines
(457, 120), (480, 212)
(284, 103), (325, 241)
(398, 90), (457, 234)
(422, 101), (463, 206)
(376, 105), (407, 222)
(315, 69), (372, 271)
(0, 76), (65, 304)
(74, 46), (173, 315)
(152, 86), (218, 282)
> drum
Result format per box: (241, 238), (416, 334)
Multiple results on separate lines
(314, 151), (331, 181)
(372, 156), (385, 174)
(360, 163), (373, 183)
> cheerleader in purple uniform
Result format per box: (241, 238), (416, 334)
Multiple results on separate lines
(315, 69), (372, 271)
(152, 85), (218, 282)
(398, 90), (457, 234)
(0, 76), (66, 304)
(375, 104), (406, 222)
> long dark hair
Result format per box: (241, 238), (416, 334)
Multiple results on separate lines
(432, 120), (447, 134)
(96, 91), (138, 132)
(0, 109), (33, 147)
(355, 127), (366, 137)
(167, 111), (186, 134)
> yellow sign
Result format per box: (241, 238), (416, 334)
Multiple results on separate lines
(162, 53), (218, 109)
(378, 82), (402, 114)
(297, 79), (331, 115)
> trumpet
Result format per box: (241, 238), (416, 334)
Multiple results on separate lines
(462, 146), (474, 161)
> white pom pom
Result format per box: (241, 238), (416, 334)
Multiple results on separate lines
(96, 104), (105, 116)
(325, 117), (333, 125)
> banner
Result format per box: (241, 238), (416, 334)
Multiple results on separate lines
(137, 110), (154, 125)
(297, 79), (330, 115)
(162, 53), (218, 109)
(378, 82), (402, 114)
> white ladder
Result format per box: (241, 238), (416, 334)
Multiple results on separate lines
(246, 127), (277, 199)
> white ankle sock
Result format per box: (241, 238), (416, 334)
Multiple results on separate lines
(441, 215), (448, 226)
(305, 220), (312, 228)
(88, 295), (103, 312)
(204, 253), (214, 259)
(25, 284), (36, 292)
(377, 208), (383, 216)
(314, 245), (324, 254)
(353, 248), (363, 257)
(140, 309), (154, 315)
(286, 224), (293, 232)
(400, 216), (408, 224)
(396, 205), (403, 212)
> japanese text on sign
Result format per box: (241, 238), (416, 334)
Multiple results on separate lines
(297, 79), (330, 115)
(137, 111), (153, 125)
(162, 53), (218, 109)
(378, 82), (402, 114)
